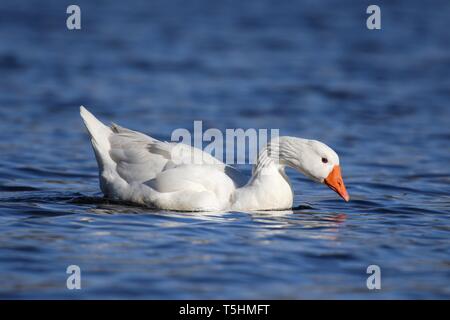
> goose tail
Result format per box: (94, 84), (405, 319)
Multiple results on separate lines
(80, 106), (117, 193)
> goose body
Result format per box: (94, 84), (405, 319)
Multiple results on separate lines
(80, 107), (349, 211)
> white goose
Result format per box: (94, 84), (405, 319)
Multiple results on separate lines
(80, 106), (349, 211)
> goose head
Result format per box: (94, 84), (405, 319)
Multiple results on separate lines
(275, 137), (350, 202)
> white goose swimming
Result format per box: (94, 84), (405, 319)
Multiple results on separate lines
(80, 106), (349, 211)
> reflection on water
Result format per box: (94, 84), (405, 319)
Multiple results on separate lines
(0, 0), (450, 298)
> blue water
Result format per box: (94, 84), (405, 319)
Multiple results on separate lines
(0, 0), (449, 299)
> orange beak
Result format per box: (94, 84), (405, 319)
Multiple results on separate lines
(324, 165), (350, 202)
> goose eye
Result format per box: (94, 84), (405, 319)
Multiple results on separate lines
(321, 157), (328, 164)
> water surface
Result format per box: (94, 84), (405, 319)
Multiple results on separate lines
(0, 0), (449, 299)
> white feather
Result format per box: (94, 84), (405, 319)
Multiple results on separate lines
(80, 107), (343, 211)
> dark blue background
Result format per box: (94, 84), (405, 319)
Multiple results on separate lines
(0, 0), (449, 298)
